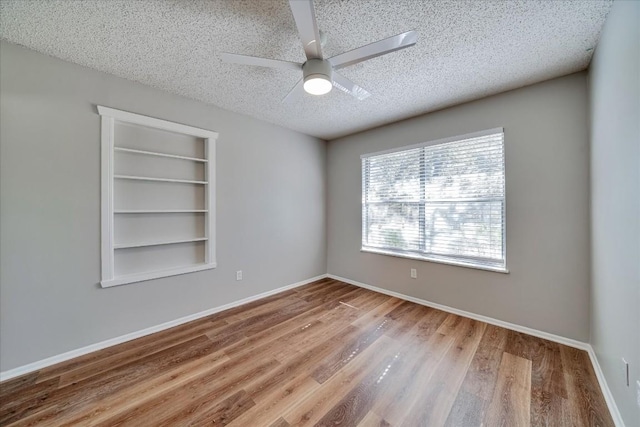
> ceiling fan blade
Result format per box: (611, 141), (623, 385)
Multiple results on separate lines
(288, 0), (323, 59)
(332, 72), (371, 100)
(282, 79), (304, 103)
(328, 30), (418, 70)
(221, 52), (302, 71)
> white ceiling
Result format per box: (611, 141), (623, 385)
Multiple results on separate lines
(0, 0), (612, 140)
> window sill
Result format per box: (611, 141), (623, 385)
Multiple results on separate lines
(360, 248), (509, 274)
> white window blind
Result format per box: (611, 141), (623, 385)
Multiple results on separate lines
(361, 128), (506, 272)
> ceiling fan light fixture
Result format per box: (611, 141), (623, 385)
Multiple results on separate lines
(303, 74), (332, 95)
(221, 0), (417, 102)
(302, 58), (333, 96)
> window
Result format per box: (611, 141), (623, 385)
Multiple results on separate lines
(98, 106), (218, 287)
(361, 128), (506, 272)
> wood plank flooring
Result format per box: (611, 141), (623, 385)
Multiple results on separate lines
(0, 279), (614, 426)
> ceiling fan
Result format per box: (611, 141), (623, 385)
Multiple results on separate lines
(221, 0), (417, 102)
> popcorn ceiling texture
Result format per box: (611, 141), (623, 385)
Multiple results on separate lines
(0, 0), (612, 139)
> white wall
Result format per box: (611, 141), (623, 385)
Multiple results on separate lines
(328, 73), (591, 341)
(0, 41), (327, 372)
(589, 1), (640, 425)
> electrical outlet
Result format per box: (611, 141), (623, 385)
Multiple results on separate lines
(622, 358), (630, 386)
(236, 270), (242, 281)
(410, 268), (417, 279)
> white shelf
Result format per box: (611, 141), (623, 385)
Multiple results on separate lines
(114, 175), (207, 185)
(101, 263), (216, 288)
(114, 147), (207, 163)
(114, 210), (208, 214)
(114, 237), (208, 249)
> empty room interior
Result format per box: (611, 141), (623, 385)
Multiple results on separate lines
(0, 0), (638, 426)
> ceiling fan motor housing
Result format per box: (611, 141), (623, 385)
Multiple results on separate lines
(303, 58), (333, 83)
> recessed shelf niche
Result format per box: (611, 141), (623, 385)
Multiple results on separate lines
(98, 106), (218, 288)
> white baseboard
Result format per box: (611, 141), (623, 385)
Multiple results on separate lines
(329, 274), (589, 350)
(329, 274), (626, 427)
(0, 274), (328, 382)
(587, 347), (626, 427)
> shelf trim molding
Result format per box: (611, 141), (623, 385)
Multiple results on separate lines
(204, 135), (216, 266)
(114, 147), (208, 162)
(98, 105), (217, 288)
(101, 263), (217, 288)
(100, 115), (116, 282)
(97, 105), (218, 139)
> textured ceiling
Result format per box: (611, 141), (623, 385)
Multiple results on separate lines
(0, 0), (612, 140)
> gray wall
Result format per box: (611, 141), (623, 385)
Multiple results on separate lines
(0, 41), (327, 372)
(589, 1), (640, 425)
(328, 73), (591, 341)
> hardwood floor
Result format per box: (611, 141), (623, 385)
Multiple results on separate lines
(0, 278), (614, 426)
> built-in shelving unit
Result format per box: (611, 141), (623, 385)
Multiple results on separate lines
(98, 105), (218, 288)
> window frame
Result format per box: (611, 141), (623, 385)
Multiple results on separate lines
(360, 127), (508, 273)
